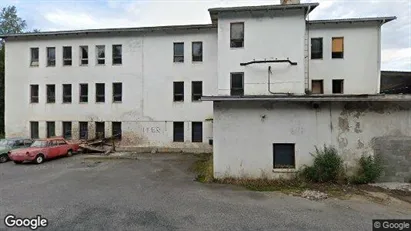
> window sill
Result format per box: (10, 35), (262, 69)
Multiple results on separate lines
(29, 65), (39, 68)
(173, 101), (184, 103)
(310, 58), (323, 60)
(192, 60), (203, 63)
(46, 66), (56, 68)
(113, 101), (122, 104)
(80, 64), (89, 67)
(96, 64), (106, 66)
(230, 47), (244, 50)
(191, 100), (202, 103)
(95, 102), (105, 104)
(112, 64), (122, 66)
(272, 168), (297, 173)
(79, 102), (89, 104)
(46, 102), (56, 104)
(62, 102), (72, 104)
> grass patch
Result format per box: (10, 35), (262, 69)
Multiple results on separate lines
(189, 154), (213, 183)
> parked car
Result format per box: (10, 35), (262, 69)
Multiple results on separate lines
(0, 138), (32, 163)
(9, 137), (79, 164)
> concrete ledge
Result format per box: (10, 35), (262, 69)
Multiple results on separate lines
(115, 146), (213, 154)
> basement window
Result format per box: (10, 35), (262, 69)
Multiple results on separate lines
(95, 122), (105, 139)
(173, 42), (184, 62)
(273, 143), (295, 169)
(332, 37), (344, 59)
(311, 80), (324, 94)
(30, 121), (39, 139)
(96, 83), (105, 103)
(62, 121), (72, 139)
(192, 42), (203, 62)
(332, 79), (344, 94)
(79, 122), (88, 140)
(173, 122), (184, 142)
(63, 46), (72, 66)
(46, 121), (55, 138)
(112, 122), (122, 140)
(62, 84), (72, 103)
(112, 45), (122, 65)
(30, 84), (39, 103)
(30, 48), (39, 66)
(192, 122), (203, 143)
(96, 45), (105, 65)
(230, 22), (244, 48)
(113, 82), (122, 102)
(230, 73), (244, 96)
(311, 38), (323, 59)
(191, 81), (202, 101)
(79, 84), (88, 103)
(46, 84), (55, 103)
(173, 81), (184, 102)
(47, 47), (56, 66)
(80, 46), (88, 65)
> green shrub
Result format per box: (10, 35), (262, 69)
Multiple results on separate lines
(190, 154), (214, 183)
(350, 155), (383, 184)
(300, 145), (344, 183)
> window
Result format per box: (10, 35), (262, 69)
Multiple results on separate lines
(95, 122), (105, 139)
(112, 45), (122, 65)
(112, 122), (122, 140)
(230, 73), (244, 96)
(46, 85), (55, 103)
(47, 47), (56, 66)
(30, 121), (39, 139)
(63, 46), (72, 66)
(173, 122), (184, 142)
(230, 22), (244, 48)
(273, 143), (295, 169)
(192, 42), (203, 62)
(30, 48), (39, 66)
(79, 84), (88, 103)
(62, 84), (72, 103)
(332, 79), (344, 94)
(332, 37), (344, 59)
(311, 38), (323, 59)
(192, 122), (202, 143)
(311, 80), (324, 94)
(173, 82), (184, 102)
(173, 42), (184, 62)
(62, 122), (72, 139)
(79, 122), (88, 140)
(191, 81), (202, 101)
(80, 46), (88, 65)
(57, 139), (67, 145)
(96, 83), (105, 103)
(30, 85), (39, 103)
(113, 82), (122, 102)
(46, 121), (55, 138)
(96, 45), (105, 65)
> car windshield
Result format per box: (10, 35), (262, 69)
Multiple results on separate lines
(30, 141), (48, 148)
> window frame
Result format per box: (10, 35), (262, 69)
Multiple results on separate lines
(79, 122), (88, 140)
(311, 38), (323, 59)
(112, 82), (122, 103)
(332, 79), (344, 94)
(332, 37), (344, 59)
(112, 44), (122, 65)
(173, 42), (184, 63)
(30, 84), (39, 103)
(311, 80), (324, 94)
(96, 45), (105, 65)
(191, 122), (203, 143)
(191, 81), (202, 102)
(173, 81), (184, 102)
(230, 72), (244, 96)
(95, 83), (105, 103)
(46, 47), (56, 67)
(46, 84), (56, 103)
(80, 45), (89, 65)
(273, 143), (296, 169)
(173, 122), (184, 142)
(79, 83), (88, 103)
(95, 122), (105, 139)
(30, 121), (39, 139)
(112, 122), (122, 140)
(62, 121), (72, 140)
(62, 46), (72, 66)
(62, 84), (72, 103)
(192, 41), (203, 62)
(230, 22), (244, 48)
(30, 47), (39, 67)
(46, 121), (55, 138)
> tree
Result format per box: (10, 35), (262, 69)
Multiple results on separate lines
(0, 6), (27, 136)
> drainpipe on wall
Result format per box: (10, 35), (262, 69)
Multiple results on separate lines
(267, 66), (289, 95)
(305, 5), (311, 94)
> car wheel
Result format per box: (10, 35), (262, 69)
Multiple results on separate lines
(67, 150), (73, 157)
(14, 161), (23, 164)
(0, 154), (8, 163)
(35, 155), (45, 164)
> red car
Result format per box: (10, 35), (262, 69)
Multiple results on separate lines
(9, 137), (79, 164)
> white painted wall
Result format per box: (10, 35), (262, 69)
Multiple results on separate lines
(216, 9), (307, 95)
(308, 23), (381, 94)
(213, 101), (411, 179)
(5, 29), (217, 147)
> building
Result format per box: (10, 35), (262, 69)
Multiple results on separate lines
(1, 1), (409, 180)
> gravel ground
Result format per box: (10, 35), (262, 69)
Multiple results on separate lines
(0, 154), (409, 231)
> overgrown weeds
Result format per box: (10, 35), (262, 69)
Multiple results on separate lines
(349, 155), (383, 184)
(190, 154), (213, 183)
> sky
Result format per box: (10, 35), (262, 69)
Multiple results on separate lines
(1, 0), (410, 71)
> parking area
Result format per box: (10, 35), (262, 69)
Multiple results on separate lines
(0, 154), (410, 231)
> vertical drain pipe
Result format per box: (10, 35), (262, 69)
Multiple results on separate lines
(305, 5), (311, 93)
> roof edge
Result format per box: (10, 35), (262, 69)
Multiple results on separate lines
(208, 3), (319, 13)
(308, 16), (397, 25)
